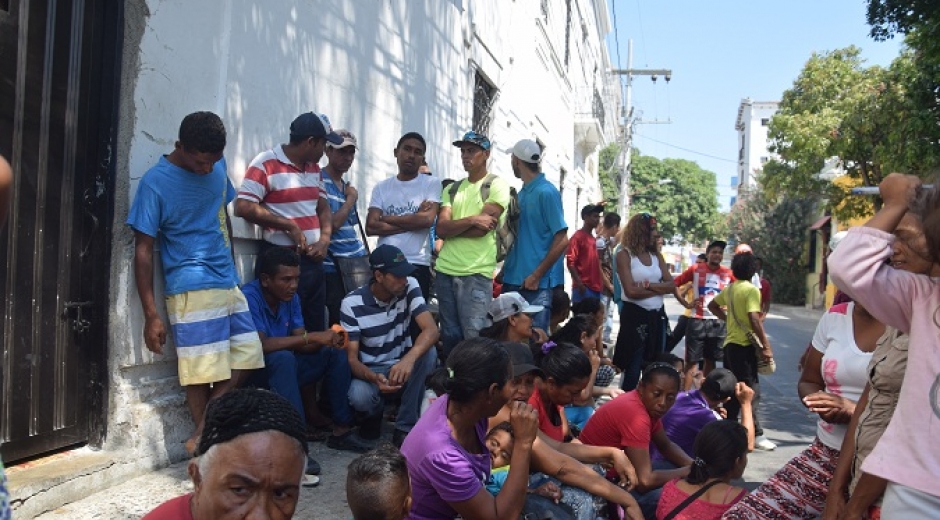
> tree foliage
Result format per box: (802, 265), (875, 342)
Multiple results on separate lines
(761, 46), (940, 222)
(727, 187), (816, 305)
(628, 152), (720, 245)
(598, 143), (622, 210)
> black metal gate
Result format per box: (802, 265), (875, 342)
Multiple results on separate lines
(0, 0), (121, 462)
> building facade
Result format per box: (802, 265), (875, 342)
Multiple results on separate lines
(734, 98), (779, 196)
(0, 0), (620, 515)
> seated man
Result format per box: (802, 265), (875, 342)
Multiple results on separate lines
(143, 388), (308, 520)
(652, 368), (755, 461)
(242, 247), (372, 457)
(341, 244), (439, 447)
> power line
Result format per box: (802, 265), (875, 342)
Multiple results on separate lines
(634, 133), (737, 163)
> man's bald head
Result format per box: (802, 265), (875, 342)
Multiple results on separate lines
(734, 243), (753, 255)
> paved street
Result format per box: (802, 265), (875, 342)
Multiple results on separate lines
(33, 298), (822, 518)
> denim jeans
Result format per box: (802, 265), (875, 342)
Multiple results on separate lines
(250, 347), (354, 426)
(571, 286), (601, 303)
(347, 347), (437, 432)
(435, 271), (492, 360)
(501, 283), (553, 332)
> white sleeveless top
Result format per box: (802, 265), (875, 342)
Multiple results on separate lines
(622, 252), (664, 311)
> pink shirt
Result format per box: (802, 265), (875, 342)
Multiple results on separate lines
(829, 227), (940, 497)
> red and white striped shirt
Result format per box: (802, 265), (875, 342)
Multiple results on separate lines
(238, 145), (326, 246)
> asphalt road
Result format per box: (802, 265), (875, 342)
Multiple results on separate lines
(33, 298), (824, 518)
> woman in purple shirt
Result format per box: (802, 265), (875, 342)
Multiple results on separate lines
(400, 337), (539, 519)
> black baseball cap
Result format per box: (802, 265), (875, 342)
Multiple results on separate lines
(369, 244), (416, 277)
(289, 112), (343, 145)
(706, 240), (727, 253)
(503, 342), (544, 378)
(581, 204), (604, 218)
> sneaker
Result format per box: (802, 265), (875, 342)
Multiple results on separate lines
(754, 436), (777, 451)
(305, 455), (321, 476)
(392, 428), (409, 448)
(327, 430), (374, 453)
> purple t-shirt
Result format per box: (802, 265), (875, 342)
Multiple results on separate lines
(651, 390), (720, 460)
(401, 395), (490, 519)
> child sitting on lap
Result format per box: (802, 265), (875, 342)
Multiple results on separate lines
(484, 422), (562, 502)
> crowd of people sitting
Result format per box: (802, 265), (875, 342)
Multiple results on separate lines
(57, 110), (932, 520)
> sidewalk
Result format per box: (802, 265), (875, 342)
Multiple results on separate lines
(31, 300), (823, 518)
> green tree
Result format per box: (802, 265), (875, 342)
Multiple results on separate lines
(727, 187), (815, 305)
(629, 152), (719, 245)
(598, 143), (621, 210)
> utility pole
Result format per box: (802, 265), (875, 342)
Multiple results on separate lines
(611, 39), (672, 217)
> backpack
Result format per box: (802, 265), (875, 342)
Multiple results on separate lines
(448, 173), (520, 262)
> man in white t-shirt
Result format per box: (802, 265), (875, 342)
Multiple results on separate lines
(366, 132), (442, 299)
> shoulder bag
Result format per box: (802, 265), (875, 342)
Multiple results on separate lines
(726, 283), (776, 375)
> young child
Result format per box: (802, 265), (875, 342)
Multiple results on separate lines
(656, 420), (749, 520)
(484, 422), (562, 502)
(347, 443), (412, 520)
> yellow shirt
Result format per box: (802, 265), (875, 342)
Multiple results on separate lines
(713, 280), (761, 346)
(435, 174), (511, 277)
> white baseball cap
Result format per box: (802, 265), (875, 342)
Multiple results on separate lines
(511, 139), (542, 164)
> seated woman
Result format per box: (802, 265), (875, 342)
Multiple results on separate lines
(571, 297), (613, 366)
(550, 316), (622, 432)
(480, 292), (549, 346)
(656, 420), (749, 520)
(579, 363), (693, 520)
(529, 341), (593, 442)
(401, 337), (539, 520)
(489, 343), (644, 520)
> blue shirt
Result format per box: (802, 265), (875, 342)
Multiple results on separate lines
(340, 277), (428, 368)
(321, 173), (367, 273)
(241, 279), (304, 338)
(126, 156), (239, 295)
(502, 173), (567, 288)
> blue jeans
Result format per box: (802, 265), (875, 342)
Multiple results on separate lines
(251, 347), (354, 426)
(435, 271), (492, 361)
(347, 347), (437, 432)
(501, 284), (552, 332)
(571, 286), (601, 303)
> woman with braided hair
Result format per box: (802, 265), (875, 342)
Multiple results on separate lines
(655, 420), (748, 520)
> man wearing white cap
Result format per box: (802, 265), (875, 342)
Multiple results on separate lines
(501, 139), (568, 332)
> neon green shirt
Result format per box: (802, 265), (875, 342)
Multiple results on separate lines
(713, 280), (762, 346)
(435, 174), (511, 277)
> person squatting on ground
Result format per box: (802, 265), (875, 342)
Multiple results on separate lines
(656, 420), (750, 520)
(341, 244), (439, 447)
(828, 173), (940, 519)
(321, 129), (368, 326)
(346, 443), (413, 520)
(567, 204), (605, 303)
(614, 212), (688, 391)
(500, 138), (568, 333)
(143, 388), (308, 520)
(241, 247), (372, 460)
(708, 252), (778, 453)
(579, 362), (693, 520)
(434, 131), (510, 359)
(127, 111), (264, 455)
(479, 291), (550, 346)
(236, 112), (343, 332)
(823, 209), (938, 520)
(723, 269), (878, 519)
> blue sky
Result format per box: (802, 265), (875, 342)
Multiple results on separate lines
(605, 1), (904, 211)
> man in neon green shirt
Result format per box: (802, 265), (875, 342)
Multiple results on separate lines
(435, 131), (511, 358)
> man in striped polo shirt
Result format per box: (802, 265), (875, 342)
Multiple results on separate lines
(340, 244), (439, 447)
(235, 112), (343, 333)
(321, 129), (368, 325)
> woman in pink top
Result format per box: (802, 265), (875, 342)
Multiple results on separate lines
(828, 173), (940, 518)
(656, 420), (749, 520)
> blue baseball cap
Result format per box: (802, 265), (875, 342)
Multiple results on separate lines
(369, 244), (416, 277)
(452, 130), (491, 151)
(290, 112), (343, 145)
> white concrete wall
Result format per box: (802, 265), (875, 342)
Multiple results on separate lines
(735, 99), (777, 191)
(107, 0), (615, 466)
